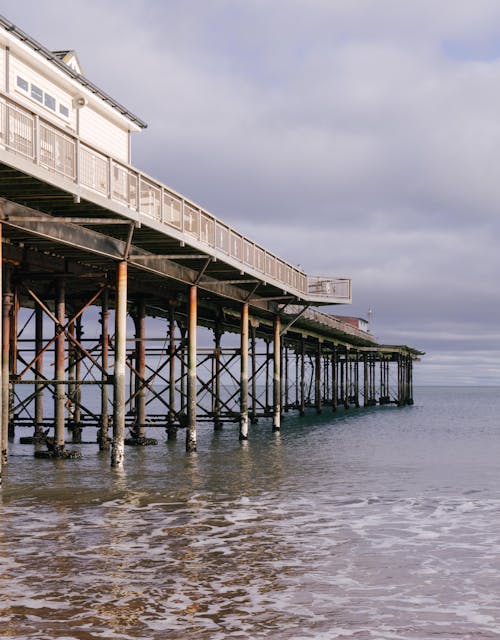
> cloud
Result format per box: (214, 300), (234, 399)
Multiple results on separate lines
(2, 0), (500, 384)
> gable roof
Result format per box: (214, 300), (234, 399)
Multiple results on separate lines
(52, 49), (83, 75)
(0, 14), (147, 129)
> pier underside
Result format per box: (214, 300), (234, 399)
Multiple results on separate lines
(0, 146), (420, 475)
(0, 192), (420, 474)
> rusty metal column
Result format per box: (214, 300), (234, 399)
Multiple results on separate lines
(112, 261), (127, 467)
(332, 346), (338, 412)
(186, 285), (197, 452)
(134, 297), (146, 439)
(397, 354), (403, 406)
(363, 353), (370, 407)
(315, 341), (322, 414)
(213, 324), (222, 431)
(34, 303), (44, 440)
(239, 302), (249, 440)
(295, 350), (299, 410)
(67, 320), (76, 435)
(272, 315), (281, 431)
(54, 278), (66, 454)
(300, 338), (305, 416)
(179, 324), (187, 416)
(167, 303), (177, 438)
(98, 287), (110, 450)
(250, 324), (257, 424)
(0, 224), (3, 480)
(344, 349), (350, 408)
(353, 352), (360, 407)
(8, 283), (17, 438)
(70, 315), (82, 443)
(408, 356), (414, 405)
(2, 266), (12, 462)
(284, 342), (289, 413)
(265, 339), (270, 411)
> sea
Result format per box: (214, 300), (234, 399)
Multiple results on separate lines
(1, 386), (500, 639)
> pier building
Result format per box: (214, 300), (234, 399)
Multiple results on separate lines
(0, 15), (421, 476)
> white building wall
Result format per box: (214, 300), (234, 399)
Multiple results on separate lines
(0, 45), (5, 92)
(9, 52), (76, 130)
(6, 49), (129, 162)
(79, 106), (129, 162)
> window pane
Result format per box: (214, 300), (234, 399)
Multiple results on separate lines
(16, 76), (28, 91)
(44, 93), (56, 110)
(31, 84), (43, 103)
(59, 104), (69, 118)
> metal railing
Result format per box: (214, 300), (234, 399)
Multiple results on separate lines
(0, 94), (351, 302)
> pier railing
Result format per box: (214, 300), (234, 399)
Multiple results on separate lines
(0, 94), (351, 303)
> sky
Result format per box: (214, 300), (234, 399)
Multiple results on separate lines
(2, 0), (500, 386)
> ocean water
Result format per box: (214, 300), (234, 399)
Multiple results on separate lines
(1, 386), (500, 639)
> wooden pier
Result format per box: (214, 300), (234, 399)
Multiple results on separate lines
(0, 15), (421, 480)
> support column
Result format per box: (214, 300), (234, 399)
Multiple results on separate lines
(2, 266), (12, 461)
(344, 349), (350, 408)
(167, 303), (177, 438)
(112, 261), (127, 467)
(332, 346), (338, 412)
(0, 224), (3, 481)
(98, 287), (110, 450)
(179, 324), (187, 415)
(213, 323), (222, 430)
(407, 356), (414, 405)
(186, 285), (197, 452)
(284, 342), (289, 412)
(272, 314), (281, 431)
(69, 315), (82, 443)
(363, 353), (369, 407)
(250, 324), (257, 424)
(354, 352), (360, 407)
(239, 302), (249, 440)
(8, 283), (17, 438)
(34, 303), (44, 440)
(134, 297), (146, 439)
(315, 341), (322, 414)
(265, 339), (270, 411)
(300, 338), (305, 416)
(54, 278), (66, 454)
(397, 354), (404, 406)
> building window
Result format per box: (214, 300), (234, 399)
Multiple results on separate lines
(44, 93), (56, 111)
(31, 84), (43, 103)
(16, 75), (28, 92)
(59, 104), (69, 118)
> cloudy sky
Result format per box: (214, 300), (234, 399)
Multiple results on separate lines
(3, 0), (500, 385)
